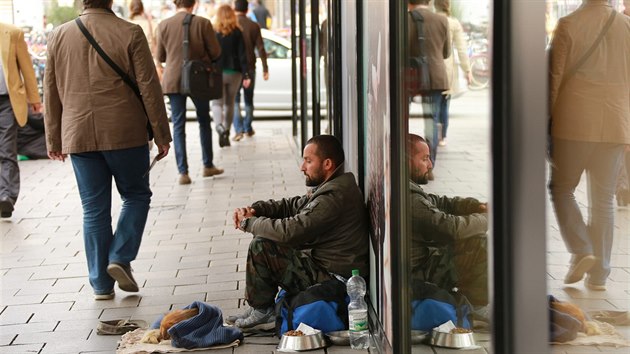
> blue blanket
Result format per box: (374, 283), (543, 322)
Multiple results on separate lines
(151, 302), (244, 349)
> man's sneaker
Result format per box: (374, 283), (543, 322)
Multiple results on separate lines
(564, 254), (596, 284)
(225, 307), (253, 325)
(94, 290), (115, 300)
(107, 263), (139, 292)
(234, 306), (275, 332)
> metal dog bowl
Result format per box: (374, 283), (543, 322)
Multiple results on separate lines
(431, 329), (476, 348)
(277, 331), (327, 352)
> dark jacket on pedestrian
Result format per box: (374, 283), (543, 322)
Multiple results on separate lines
(242, 172), (369, 278)
(156, 12), (221, 94)
(236, 13), (268, 76)
(408, 6), (451, 90)
(216, 29), (249, 78)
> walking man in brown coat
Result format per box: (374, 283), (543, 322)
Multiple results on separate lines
(407, 0), (451, 177)
(45, 0), (172, 300)
(232, 0), (269, 141)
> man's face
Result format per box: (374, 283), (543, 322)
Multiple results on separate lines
(301, 143), (327, 187)
(409, 141), (433, 184)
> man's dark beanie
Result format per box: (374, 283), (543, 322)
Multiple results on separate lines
(235, 0), (248, 12)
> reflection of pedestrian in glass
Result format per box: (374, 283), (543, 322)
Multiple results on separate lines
(156, 0), (223, 185)
(407, 0), (451, 179)
(251, 0), (271, 29)
(549, 0), (630, 291)
(0, 21), (42, 219)
(232, 0), (268, 142)
(211, 4), (250, 147)
(434, 0), (471, 147)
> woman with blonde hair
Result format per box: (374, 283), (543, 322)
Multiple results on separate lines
(212, 4), (250, 147)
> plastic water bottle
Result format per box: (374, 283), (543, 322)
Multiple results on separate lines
(347, 269), (369, 349)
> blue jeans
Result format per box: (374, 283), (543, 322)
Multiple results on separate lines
(70, 145), (152, 294)
(168, 94), (214, 174)
(549, 139), (624, 285)
(421, 90), (443, 165)
(438, 93), (451, 140)
(233, 74), (256, 134)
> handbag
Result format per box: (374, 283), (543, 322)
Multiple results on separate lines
(181, 14), (222, 100)
(407, 9), (431, 96)
(75, 18), (154, 140)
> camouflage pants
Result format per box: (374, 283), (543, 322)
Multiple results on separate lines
(454, 236), (488, 306)
(245, 237), (332, 309)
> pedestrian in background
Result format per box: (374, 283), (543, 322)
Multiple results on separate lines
(549, 0), (630, 291)
(44, 0), (172, 300)
(128, 0), (156, 55)
(434, 0), (472, 147)
(407, 0), (451, 179)
(251, 0), (271, 29)
(211, 4), (250, 147)
(0, 22), (42, 219)
(233, 0), (269, 142)
(156, 0), (223, 185)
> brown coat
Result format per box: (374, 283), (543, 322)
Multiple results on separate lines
(44, 8), (171, 153)
(549, 0), (630, 144)
(236, 13), (268, 75)
(156, 12), (221, 94)
(0, 22), (41, 127)
(408, 6), (451, 91)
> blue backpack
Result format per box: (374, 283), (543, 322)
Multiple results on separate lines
(411, 281), (473, 332)
(274, 279), (349, 337)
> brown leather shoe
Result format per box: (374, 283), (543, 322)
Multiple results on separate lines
(178, 174), (191, 185)
(246, 130), (255, 137)
(232, 133), (244, 141)
(203, 166), (224, 177)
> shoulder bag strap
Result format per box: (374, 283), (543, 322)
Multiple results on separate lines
(75, 18), (144, 105)
(411, 10), (427, 58)
(182, 13), (193, 63)
(557, 10), (617, 94)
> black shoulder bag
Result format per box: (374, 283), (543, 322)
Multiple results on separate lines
(181, 14), (222, 100)
(75, 18), (154, 140)
(407, 10), (431, 96)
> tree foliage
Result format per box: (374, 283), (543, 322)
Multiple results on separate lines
(46, 1), (80, 27)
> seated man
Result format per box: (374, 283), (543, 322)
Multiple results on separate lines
(407, 133), (489, 307)
(230, 134), (369, 331)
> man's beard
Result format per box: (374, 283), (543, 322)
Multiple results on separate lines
(305, 173), (325, 187)
(411, 171), (430, 185)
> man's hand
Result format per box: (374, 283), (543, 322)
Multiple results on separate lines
(478, 203), (488, 213)
(48, 151), (67, 162)
(233, 206), (256, 229)
(156, 144), (170, 160)
(30, 103), (42, 113)
(243, 78), (252, 89)
(263, 72), (269, 81)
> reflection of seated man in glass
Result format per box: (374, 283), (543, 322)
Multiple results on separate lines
(407, 134), (488, 307)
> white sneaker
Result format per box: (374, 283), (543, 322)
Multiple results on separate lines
(439, 138), (447, 146)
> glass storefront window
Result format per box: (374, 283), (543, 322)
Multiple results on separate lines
(403, 0), (492, 352)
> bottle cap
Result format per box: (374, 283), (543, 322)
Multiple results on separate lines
(352, 269), (359, 276)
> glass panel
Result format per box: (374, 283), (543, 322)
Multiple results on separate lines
(546, 0), (630, 351)
(404, 0), (492, 352)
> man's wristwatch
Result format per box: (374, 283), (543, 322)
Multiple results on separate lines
(239, 217), (249, 230)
